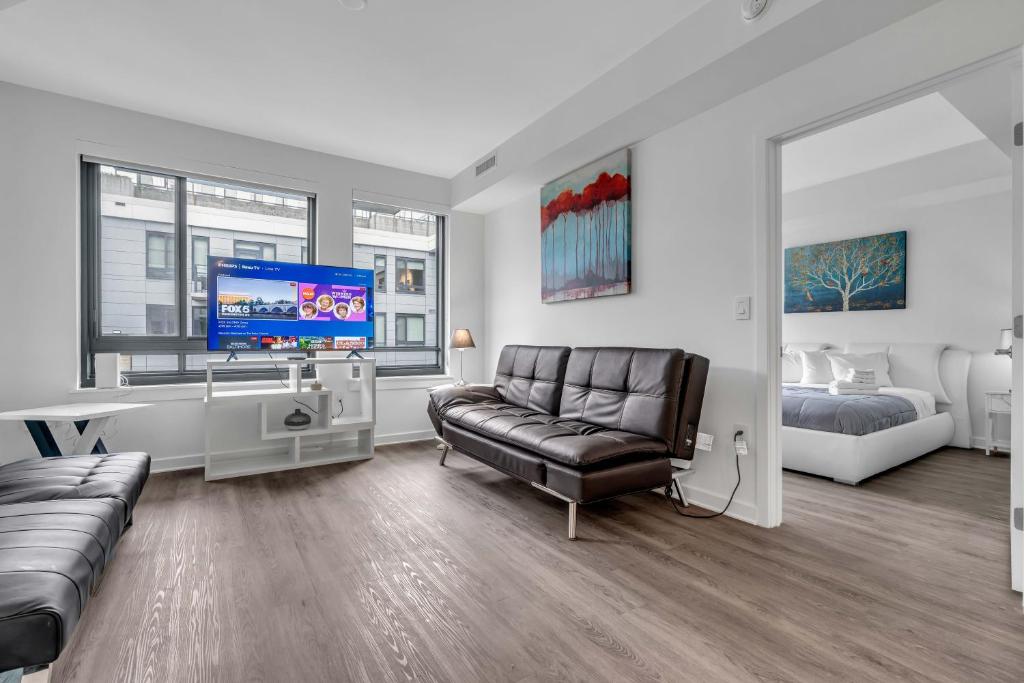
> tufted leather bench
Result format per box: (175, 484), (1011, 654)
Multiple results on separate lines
(0, 452), (149, 676)
(0, 499), (125, 673)
(428, 345), (708, 538)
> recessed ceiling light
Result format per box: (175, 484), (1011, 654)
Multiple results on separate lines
(338, 0), (367, 10)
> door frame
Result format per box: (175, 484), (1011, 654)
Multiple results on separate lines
(757, 49), (1023, 534)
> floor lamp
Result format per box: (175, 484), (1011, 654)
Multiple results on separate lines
(450, 329), (475, 385)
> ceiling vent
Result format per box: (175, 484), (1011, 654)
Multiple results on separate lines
(475, 154), (497, 177)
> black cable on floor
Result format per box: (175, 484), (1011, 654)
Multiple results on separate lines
(666, 430), (743, 519)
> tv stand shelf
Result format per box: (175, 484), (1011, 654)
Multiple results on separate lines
(203, 356), (375, 481)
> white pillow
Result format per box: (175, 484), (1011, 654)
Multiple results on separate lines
(827, 352), (893, 387)
(781, 350), (803, 383)
(799, 351), (834, 384)
(887, 343), (950, 403)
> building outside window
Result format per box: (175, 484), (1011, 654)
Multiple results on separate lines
(374, 254), (387, 292)
(146, 232), (175, 280)
(374, 312), (386, 347)
(395, 257), (425, 293)
(396, 313), (426, 345)
(352, 200), (444, 374)
(234, 240), (276, 261)
(81, 161), (313, 384)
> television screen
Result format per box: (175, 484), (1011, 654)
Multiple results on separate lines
(207, 257), (374, 352)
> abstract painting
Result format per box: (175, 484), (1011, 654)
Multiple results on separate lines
(541, 149), (631, 303)
(785, 230), (906, 313)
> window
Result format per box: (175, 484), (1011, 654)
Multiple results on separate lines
(146, 305), (176, 335)
(395, 257), (425, 293)
(374, 312), (386, 347)
(374, 255), (387, 292)
(82, 160), (314, 385)
(352, 201), (444, 375)
(146, 232), (175, 280)
(234, 240), (276, 261)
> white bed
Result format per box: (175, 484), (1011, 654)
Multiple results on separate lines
(781, 343), (971, 485)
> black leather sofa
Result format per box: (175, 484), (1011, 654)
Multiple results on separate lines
(0, 452), (150, 677)
(428, 345), (708, 538)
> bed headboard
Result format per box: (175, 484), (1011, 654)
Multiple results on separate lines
(843, 343), (972, 448)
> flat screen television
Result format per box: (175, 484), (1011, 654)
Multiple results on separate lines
(207, 257), (374, 353)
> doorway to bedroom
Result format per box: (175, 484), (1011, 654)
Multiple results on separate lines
(775, 58), (1017, 591)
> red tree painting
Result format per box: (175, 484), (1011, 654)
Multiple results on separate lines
(540, 149), (631, 303)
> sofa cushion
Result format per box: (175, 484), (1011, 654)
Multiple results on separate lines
(559, 348), (686, 446)
(0, 499), (123, 671)
(0, 453), (150, 525)
(493, 345), (571, 415)
(439, 401), (668, 467)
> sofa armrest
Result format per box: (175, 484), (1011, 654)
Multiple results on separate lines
(429, 384), (501, 414)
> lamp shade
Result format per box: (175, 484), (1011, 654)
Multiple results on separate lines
(999, 328), (1013, 352)
(450, 328), (476, 349)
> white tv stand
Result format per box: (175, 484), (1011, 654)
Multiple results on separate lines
(203, 356), (375, 481)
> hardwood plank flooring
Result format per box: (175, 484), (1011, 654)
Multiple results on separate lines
(51, 444), (1021, 682)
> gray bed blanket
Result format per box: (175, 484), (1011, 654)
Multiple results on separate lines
(782, 386), (917, 436)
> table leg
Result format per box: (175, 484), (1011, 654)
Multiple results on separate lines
(24, 421), (62, 458)
(70, 417), (108, 456)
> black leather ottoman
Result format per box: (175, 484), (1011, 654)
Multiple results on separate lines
(0, 499), (123, 672)
(0, 453), (150, 528)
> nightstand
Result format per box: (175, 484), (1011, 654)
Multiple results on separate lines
(984, 391), (1011, 455)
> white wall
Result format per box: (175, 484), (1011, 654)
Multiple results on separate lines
(0, 82), (485, 469)
(482, 0), (1024, 524)
(782, 146), (1013, 446)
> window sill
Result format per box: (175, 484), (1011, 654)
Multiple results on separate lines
(69, 375), (455, 402)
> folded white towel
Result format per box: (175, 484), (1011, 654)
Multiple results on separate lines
(847, 369), (876, 384)
(831, 380), (880, 390)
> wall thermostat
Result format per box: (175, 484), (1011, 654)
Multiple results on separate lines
(741, 0), (770, 21)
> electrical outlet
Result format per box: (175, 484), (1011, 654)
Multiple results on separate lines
(351, 365), (361, 379)
(695, 432), (714, 452)
(733, 424), (750, 456)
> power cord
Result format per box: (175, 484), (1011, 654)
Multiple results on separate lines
(665, 430), (743, 519)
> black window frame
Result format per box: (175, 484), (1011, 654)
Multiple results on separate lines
(395, 256), (426, 294)
(81, 159), (316, 386)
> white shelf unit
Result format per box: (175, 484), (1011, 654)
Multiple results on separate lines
(203, 356), (376, 481)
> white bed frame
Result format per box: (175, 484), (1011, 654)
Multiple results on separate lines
(782, 347), (971, 485)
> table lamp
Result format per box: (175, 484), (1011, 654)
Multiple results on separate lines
(996, 328), (1013, 358)
(450, 329), (475, 385)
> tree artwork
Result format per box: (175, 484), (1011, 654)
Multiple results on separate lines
(540, 150), (631, 303)
(784, 231), (906, 314)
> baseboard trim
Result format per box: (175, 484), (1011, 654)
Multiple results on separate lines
(675, 483), (758, 525)
(150, 429), (440, 473)
(971, 436), (1010, 451)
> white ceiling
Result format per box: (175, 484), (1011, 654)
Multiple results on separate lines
(781, 92), (992, 194)
(0, 0), (710, 177)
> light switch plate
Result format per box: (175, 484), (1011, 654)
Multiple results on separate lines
(695, 432), (714, 452)
(734, 296), (751, 320)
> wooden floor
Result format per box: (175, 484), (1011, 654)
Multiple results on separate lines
(52, 444), (1021, 682)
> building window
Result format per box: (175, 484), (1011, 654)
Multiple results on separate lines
(395, 257), (425, 293)
(234, 240), (276, 261)
(352, 200), (444, 375)
(191, 305), (208, 337)
(374, 312), (386, 347)
(396, 314), (426, 346)
(81, 160), (315, 385)
(192, 235), (209, 293)
(146, 304), (177, 335)
(375, 255), (387, 293)
(146, 232), (175, 280)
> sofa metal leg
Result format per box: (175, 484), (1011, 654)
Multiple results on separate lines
(568, 501), (577, 540)
(438, 444), (450, 466)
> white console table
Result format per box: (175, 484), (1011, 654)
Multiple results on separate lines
(203, 357), (375, 480)
(984, 391), (1011, 456)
